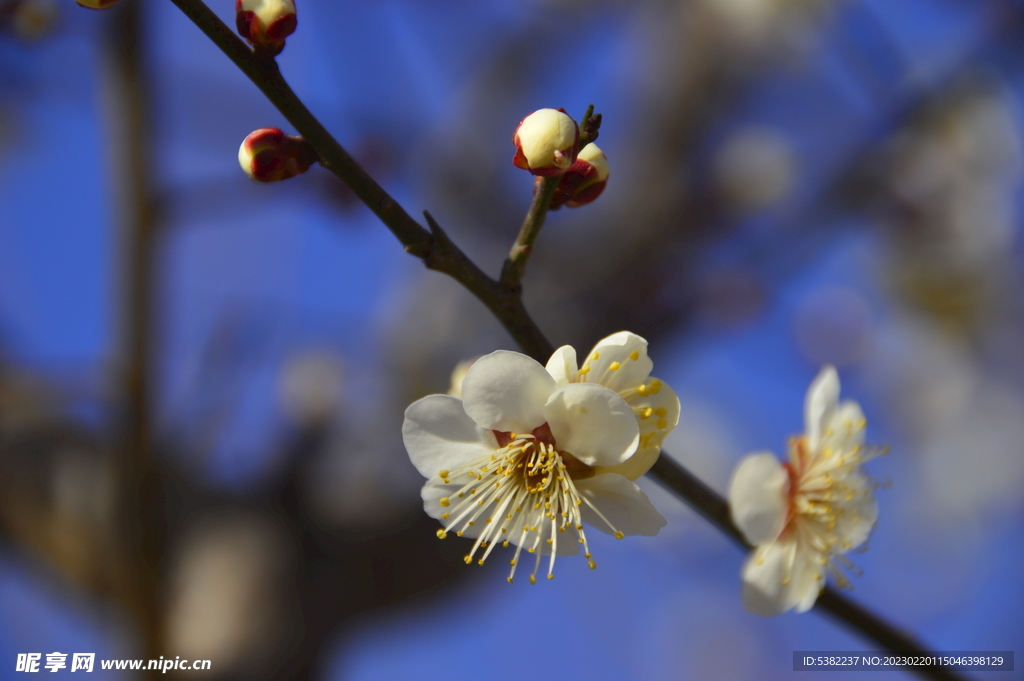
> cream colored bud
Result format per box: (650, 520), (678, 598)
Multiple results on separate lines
(512, 108), (580, 177)
(236, 0), (297, 55)
(548, 143), (609, 210)
(238, 128), (316, 183)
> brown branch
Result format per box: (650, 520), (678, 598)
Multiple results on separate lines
(164, 2), (970, 679)
(500, 176), (560, 290)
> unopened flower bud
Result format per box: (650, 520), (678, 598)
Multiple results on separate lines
(238, 128), (316, 183)
(75, 0), (121, 9)
(236, 0), (296, 56)
(548, 143), (609, 209)
(512, 108), (579, 177)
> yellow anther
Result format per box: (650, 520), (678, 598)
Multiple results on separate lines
(650, 380), (662, 394)
(441, 513), (449, 519)
(636, 384), (649, 396)
(468, 521), (475, 526)
(440, 497), (450, 507)
(655, 407), (667, 417)
(547, 574), (554, 580)
(456, 531), (463, 537)
(641, 407), (653, 419)
(486, 518), (493, 524)
(463, 555), (472, 564)
(609, 361), (621, 371)
(546, 539), (553, 545)
(529, 575), (537, 585)
(503, 541), (509, 547)
(507, 577), (514, 584)
(436, 530), (447, 539)
(584, 552), (592, 558)
(478, 559), (485, 566)
(591, 352), (600, 361)
(578, 366), (590, 375)
(438, 469), (450, 479)
(588, 559), (597, 569)
(657, 419), (667, 429)
(530, 526), (537, 532)
(629, 350), (640, 361)
(614, 531), (625, 539)
(528, 548), (535, 554)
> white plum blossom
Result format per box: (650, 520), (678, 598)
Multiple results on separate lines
(402, 332), (679, 584)
(728, 366), (880, 616)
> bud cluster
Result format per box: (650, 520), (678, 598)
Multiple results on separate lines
(513, 108), (610, 209)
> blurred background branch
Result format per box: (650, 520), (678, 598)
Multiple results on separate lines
(0, 0), (1022, 679)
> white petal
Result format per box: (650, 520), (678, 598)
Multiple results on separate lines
(832, 471), (877, 551)
(740, 537), (823, 616)
(544, 383), (639, 467)
(461, 350), (555, 433)
(820, 399), (866, 452)
(805, 365), (840, 451)
(544, 345), (578, 386)
(576, 473), (667, 536)
(403, 395), (497, 479)
(728, 453), (790, 546)
(580, 332), (654, 393)
(601, 377), (681, 480)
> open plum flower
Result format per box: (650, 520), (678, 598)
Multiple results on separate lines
(728, 366), (880, 616)
(403, 332), (678, 584)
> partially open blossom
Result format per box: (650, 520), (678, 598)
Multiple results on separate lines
(402, 332), (677, 584)
(512, 108), (579, 177)
(548, 143), (609, 210)
(728, 366), (880, 616)
(75, 0), (121, 9)
(238, 128), (316, 183)
(236, 0), (296, 56)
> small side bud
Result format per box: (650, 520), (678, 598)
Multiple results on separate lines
(548, 143), (609, 209)
(238, 128), (317, 183)
(512, 108), (579, 177)
(236, 0), (297, 56)
(75, 0), (122, 9)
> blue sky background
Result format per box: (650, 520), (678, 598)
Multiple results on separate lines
(0, 0), (1022, 679)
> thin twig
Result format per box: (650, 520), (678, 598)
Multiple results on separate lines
(500, 176), (560, 290)
(165, 2), (970, 678)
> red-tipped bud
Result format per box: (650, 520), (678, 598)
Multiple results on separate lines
(548, 143), (609, 209)
(236, 0), (296, 56)
(238, 128), (316, 183)
(512, 108), (579, 177)
(75, 0), (121, 9)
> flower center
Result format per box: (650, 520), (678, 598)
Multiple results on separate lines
(433, 423), (620, 584)
(773, 436), (880, 588)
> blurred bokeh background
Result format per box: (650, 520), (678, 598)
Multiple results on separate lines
(0, 0), (1022, 679)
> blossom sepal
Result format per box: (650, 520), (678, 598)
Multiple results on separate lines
(547, 143), (609, 210)
(236, 0), (297, 56)
(238, 128), (317, 183)
(512, 108), (580, 177)
(74, 0), (122, 9)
